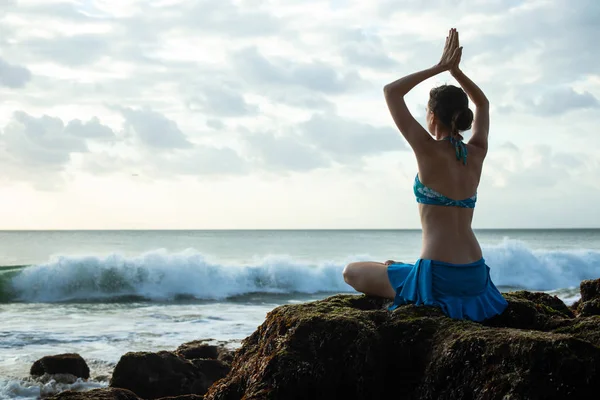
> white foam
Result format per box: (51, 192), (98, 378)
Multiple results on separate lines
(485, 238), (600, 291)
(0, 377), (106, 400)
(9, 250), (352, 303)
(7, 239), (600, 303)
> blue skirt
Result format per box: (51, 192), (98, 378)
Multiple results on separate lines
(387, 258), (508, 322)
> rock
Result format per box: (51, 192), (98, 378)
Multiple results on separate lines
(574, 279), (600, 317)
(483, 291), (573, 330)
(580, 279), (600, 302)
(30, 354), (90, 379)
(419, 330), (598, 399)
(157, 396), (204, 400)
(579, 298), (600, 317)
(47, 388), (140, 400)
(570, 299), (581, 314)
(190, 359), (231, 386)
(176, 341), (235, 364)
(552, 316), (600, 347)
(205, 291), (600, 400)
(110, 351), (210, 399)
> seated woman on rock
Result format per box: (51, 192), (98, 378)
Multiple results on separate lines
(343, 28), (507, 322)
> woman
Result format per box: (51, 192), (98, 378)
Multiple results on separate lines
(343, 28), (507, 322)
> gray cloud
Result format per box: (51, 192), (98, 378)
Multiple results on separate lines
(187, 83), (259, 117)
(206, 119), (225, 130)
(0, 111), (115, 169)
(117, 107), (193, 150)
(241, 112), (407, 172)
(336, 28), (398, 70)
(378, 0), (526, 16)
(0, 57), (32, 88)
(80, 144), (248, 179)
(232, 47), (364, 95)
(534, 88), (599, 116)
(23, 34), (108, 66)
(298, 113), (407, 160)
(9, 1), (92, 22)
(164, 146), (247, 176)
(245, 132), (331, 172)
(65, 117), (116, 140)
(483, 143), (591, 191)
(340, 44), (397, 70)
(179, 0), (282, 37)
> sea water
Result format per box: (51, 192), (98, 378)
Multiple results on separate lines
(1, 229), (600, 399)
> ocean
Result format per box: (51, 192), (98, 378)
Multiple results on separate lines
(1, 229), (600, 399)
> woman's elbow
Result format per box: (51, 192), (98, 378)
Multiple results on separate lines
(383, 84), (391, 96)
(383, 84), (401, 98)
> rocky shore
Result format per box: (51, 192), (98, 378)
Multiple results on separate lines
(39, 278), (600, 400)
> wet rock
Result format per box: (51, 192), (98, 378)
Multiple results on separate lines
(578, 298), (600, 317)
(110, 351), (209, 399)
(176, 341), (235, 364)
(580, 279), (600, 302)
(190, 359), (231, 386)
(31, 354), (90, 379)
(574, 279), (600, 317)
(47, 388), (139, 400)
(205, 291), (600, 400)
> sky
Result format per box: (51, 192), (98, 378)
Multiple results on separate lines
(0, 0), (599, 229)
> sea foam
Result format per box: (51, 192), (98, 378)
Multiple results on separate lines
(4, 239), (600, 303)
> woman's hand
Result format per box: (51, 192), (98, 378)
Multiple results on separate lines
(384, 260), (399, 266)
(449, 29), (463, 76)
(438, 28), (462, 72)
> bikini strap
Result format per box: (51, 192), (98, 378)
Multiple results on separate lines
(444, 136), (468, 165)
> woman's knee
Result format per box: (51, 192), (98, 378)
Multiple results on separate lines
(343, 262), (360, 286)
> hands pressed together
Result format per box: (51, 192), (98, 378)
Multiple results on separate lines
(438, 28), (462, 75)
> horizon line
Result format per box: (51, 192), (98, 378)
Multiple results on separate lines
(1, 228), (599, 232)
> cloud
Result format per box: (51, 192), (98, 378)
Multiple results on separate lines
(0, 57), (32, 88)
(483, 142), (594, 190)
(241, 112), (406, 172)
(0, 111), (115, 169)
(244, 132), (331, 172)
(179, 0), (282, 38)
(65, 117), (117, 139)
(80, 144), (248, 178)
(23, 34), (108, 66)
(206, 119), (225, 130)
(116, 107), (193, 150)
(162, 146), (247, 176)
(534, 88), (599, 116)
(232, 47), (364, 95)
(187, 83), (259, 117)
(336, 28), (398, 70)
(1, 0), (600, 229)
(298, 113), (407, 160)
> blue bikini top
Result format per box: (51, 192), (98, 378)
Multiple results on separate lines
(413, 137), (477, 209)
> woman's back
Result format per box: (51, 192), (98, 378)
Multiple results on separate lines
(416, 141), (486, 263)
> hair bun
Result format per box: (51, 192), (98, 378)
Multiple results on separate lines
(452, 108), (474, 132)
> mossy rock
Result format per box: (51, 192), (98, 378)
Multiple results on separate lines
(581, 279), (600, 302)
(578, 298), (600, 317)
(206, 293), (600, 400)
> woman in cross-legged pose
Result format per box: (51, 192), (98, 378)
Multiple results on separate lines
(343, 28), (507, 321)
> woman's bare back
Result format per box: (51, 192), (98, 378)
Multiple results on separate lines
(416, 141), (486, 263)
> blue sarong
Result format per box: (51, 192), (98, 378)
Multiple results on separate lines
(387, 258), (508, 322)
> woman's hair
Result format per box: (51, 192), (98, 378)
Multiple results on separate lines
(428, 84), (474, 135)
